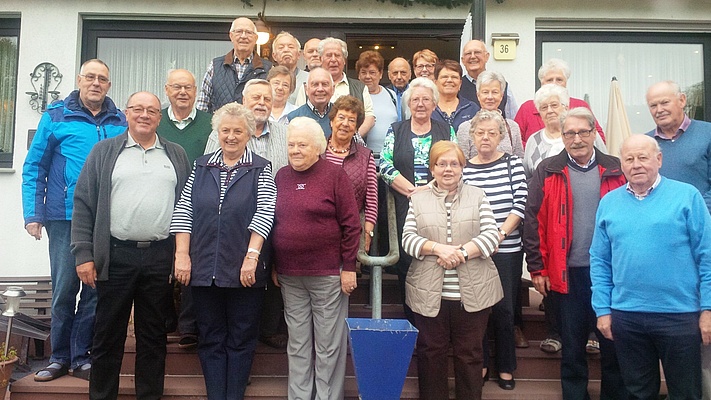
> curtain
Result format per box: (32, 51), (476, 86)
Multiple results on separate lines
(542, 42), (704, 134)
(97, 37), (231, 109)
(0, 36), (18, 155)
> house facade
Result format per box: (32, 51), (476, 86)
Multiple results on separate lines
(1, 0), (710, 277)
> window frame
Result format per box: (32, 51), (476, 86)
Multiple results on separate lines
(0, 18), (21, 168)
(536, 31), (711, 121)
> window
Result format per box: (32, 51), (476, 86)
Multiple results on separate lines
(0, 19), (20, 168)
(537, 32), (711, 134)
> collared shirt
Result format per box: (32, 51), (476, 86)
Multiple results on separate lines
(464, 73), (518, 119)
(567, 151), (597, 169)
(167, 106), (197, 130)
(626, 173), (662, 200)
(110, 133), (177, 241)
(654, 114), (691, 141)
(251, 122), (271, 157)
(391, 84), (408, 121)
(307, 99), (331, 118)
(196, 54), (254, 112)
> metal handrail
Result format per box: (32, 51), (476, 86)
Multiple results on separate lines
(357, 190), (400, 319)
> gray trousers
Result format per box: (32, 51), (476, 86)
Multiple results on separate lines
(278, 274), (348, 400)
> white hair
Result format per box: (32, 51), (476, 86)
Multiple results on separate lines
(318, 37), (348, 59)
(287, 117), (327, 154)
(538, 58), (571, 82)
(402, 77), (440, 106)
(534, 84), (570, 111)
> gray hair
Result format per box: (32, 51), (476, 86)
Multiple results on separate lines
(307, 67), (334, 86)
(165, 69), (196, 84)
(319, 37), (348, 59)
(476, 70), (506, 94)
(469, 109), (507, 138)
(211, 102), (256, 135)
(534, 84), (570, 111)
(560, 107), (595, 131)
(243, 78), (271, 100)
(272, 31), (301, 54)
(623, 134), (661, 154)
(287, 117), (327, 154)
(402, 77), (440, 107)
(538, 58), (571, 82)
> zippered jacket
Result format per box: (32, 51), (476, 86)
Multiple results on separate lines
(22, 90), (126, 224)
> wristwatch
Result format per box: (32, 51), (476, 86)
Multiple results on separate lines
(499, 228), (508, 238)
(366, 230), (374, 238)
(459, 247), (469, 261)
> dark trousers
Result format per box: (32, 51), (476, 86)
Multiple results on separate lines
(90, 239), (173, 400)
(551, 267), (629, 400)
(414, 300), (490, 400)
(178, 284), (197, 336)
(259, 277), (284, 338)
(394, 188), (415, 324)
(612, 310), (701, 400)
(192, 286), (264, 400)
(482, 251), (522, 373)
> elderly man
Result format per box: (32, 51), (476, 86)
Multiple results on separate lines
(271, 31), (309, 105)
(287, 67), (335, 136)
(72, 92), (190, 400)
(591, 134), (711, 399)
(196, 17), (272, 112)
(515, 58), (605, 145)
(22, 59), (126, 382)
(303, 38), (322, 72)
(645, 80), (711, 211)
(386, 57), (411, 121)
(296, 37), (375, 137)
(459, 39), (518, 119)
(524, 107), (629, 400)
(156, 68), (212, 350)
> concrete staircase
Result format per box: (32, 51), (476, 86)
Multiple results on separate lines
(8, 273), (663, 399)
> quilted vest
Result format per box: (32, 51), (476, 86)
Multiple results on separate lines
(210, 51), (272, 112)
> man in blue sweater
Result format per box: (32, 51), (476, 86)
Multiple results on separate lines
(590, 134), (711, 399)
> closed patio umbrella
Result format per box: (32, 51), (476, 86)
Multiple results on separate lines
(605, 77), (632, 157)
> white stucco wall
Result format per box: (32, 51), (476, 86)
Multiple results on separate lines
(1, 0), (710, 278)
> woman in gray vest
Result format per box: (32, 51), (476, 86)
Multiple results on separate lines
(402, 140), (501, 400)
(379, 77), (457, 323)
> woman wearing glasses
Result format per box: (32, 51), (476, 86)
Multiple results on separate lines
(402, 140), (501, 400)
(379, 77), (456, 323)
(412, 49), (438, 81)
(463, 110), (528, 390)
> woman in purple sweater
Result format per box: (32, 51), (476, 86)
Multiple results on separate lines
(272, 117), (361, 400)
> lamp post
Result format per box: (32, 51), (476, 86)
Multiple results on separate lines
(2, 287), (26, 358)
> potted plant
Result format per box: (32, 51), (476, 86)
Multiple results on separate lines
(0, 342), (18, 398)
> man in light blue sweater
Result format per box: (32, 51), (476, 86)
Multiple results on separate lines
(590, 134), (711, 400)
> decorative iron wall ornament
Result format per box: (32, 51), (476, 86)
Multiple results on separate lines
(25, 62), (62, 114)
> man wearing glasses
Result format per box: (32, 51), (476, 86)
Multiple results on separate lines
(524, 107), (630, 399)
(460, 39), (518, 119)
(157, 69), (213, 350)
(197, 17), (272, 112)
(72, 91), (190, 400)
(22, 58), (126, 382)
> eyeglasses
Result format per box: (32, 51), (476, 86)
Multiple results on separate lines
(230, 29), (256, 37)
(167, 84), (195, 91)
(126, 106), (160, 118)
(562, 128), (595, 139)
(410, 97), (433, 105)
(79, 74), (110, 84)
(462, 50), (487, 58)
(435, 162), (462, 169)
(335, 114), (357, 125)
(538, 102), (562, 112)
(414, 63), (435, 71)
(473, 131), (502, 138)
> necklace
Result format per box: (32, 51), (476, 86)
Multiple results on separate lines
(328, 141), (350, 154)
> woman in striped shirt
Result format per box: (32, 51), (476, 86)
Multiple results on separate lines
(324, 95), (378, 252)
(462, 109), (528, 391)
(402, 141), (501, 400)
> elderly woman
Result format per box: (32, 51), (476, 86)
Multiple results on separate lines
(431, 59), (479, 132)
(522, 84), (570, 177)
(267, 65), (297, 125)
(514, 58), (605, 144)
(356, 50), (398, 155)
(403, 141), (501, 400)
(457, 71), (524, 159)
(272, 117), (361, 400)
(170, 102), (276, 400)
(412, 49), (438, 80)
(380, 77), (457, 322)
(462, 110), (528, 391)
(325, 95), (378, 252)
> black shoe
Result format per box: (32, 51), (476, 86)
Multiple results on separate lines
(498, 377), (515, 390)
(178, 335), (198, 349)
(482, 368), (489, 386)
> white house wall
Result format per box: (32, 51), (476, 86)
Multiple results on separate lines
(0, 0), (709, 277)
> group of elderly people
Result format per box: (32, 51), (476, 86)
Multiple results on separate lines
(163, 32), (614, 399)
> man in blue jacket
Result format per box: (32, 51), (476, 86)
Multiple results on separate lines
(21, 59), (126, 382)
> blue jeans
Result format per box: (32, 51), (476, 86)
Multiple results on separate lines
(612, 310), (702, 400)
(45, 220), (96, 370)
(552, 267), (629, 400)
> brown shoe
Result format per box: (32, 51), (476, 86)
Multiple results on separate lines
(514, 326), (529, 348)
